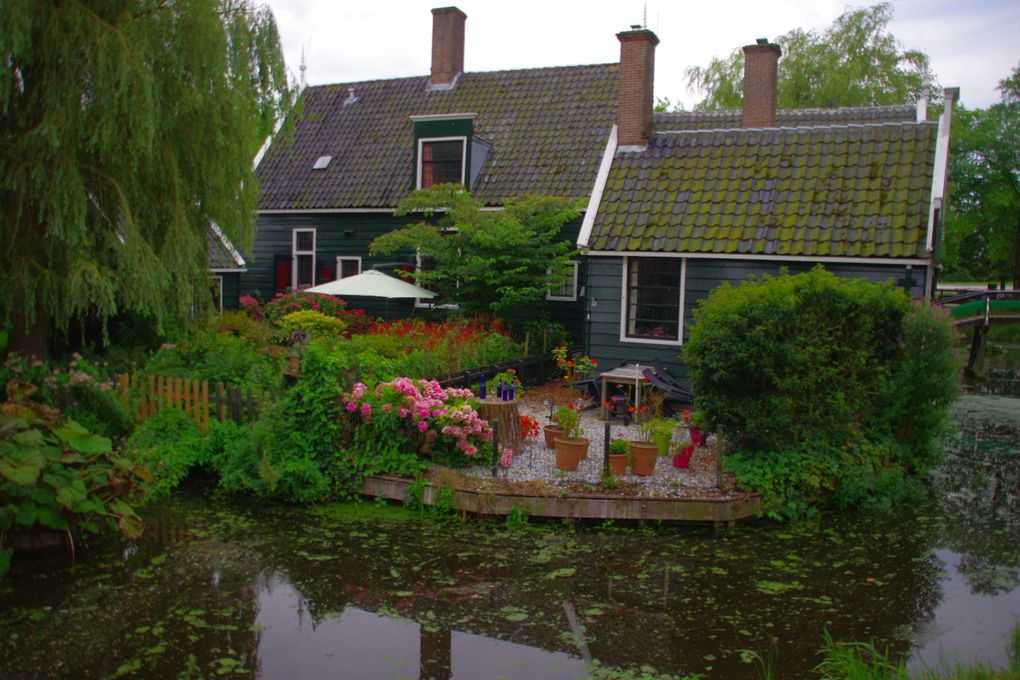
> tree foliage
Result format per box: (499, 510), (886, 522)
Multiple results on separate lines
(685, 3), (937, 110)
(369, 185), (583, 320)
(943, 65), (1020, 286)
(0, 0), (296, 356)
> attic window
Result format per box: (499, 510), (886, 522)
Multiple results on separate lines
(418, 138), (465, 189)
(313, 155), (332, 170)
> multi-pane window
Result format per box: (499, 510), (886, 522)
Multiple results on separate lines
(547, 262), (579, 301)
(418, 138), (465, 189)
(624, 257), (683, 343)
(336, 256), (361, 279)
(292, 229), (315, 290)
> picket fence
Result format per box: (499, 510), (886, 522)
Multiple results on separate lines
(116, 374), (275, 430)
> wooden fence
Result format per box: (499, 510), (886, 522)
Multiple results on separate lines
(116, 374), (276, 430)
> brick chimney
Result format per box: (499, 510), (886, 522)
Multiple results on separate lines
(430, 7), (466, 89)
(742, 38), (781, 128)
(616, 28), (659, 149)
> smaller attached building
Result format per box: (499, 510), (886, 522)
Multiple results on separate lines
(579, 36), (957, 378)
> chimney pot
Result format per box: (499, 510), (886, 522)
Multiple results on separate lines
(430, 7), (466, 89)
(616, 28), (659, 149)
(742, 39), (781, 128)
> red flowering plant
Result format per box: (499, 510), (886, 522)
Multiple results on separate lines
(551, 346), (598, 382)
(518, 414), (541, 440)
(343, 377), (493, 469)
(551, 402), (584, 440)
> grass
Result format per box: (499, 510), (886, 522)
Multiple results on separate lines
(809, 626), (1020, 680)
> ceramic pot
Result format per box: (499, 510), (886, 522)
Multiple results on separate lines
(672, 445), (694, 468)
(543, 425), (564, 450)
(608, 453), (628, 476)
(629, 441), (658, 476)
(553, 437), (588, 471)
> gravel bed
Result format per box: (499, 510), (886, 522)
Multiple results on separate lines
(461, 395), (738, 500)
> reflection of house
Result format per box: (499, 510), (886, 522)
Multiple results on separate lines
(240, 7), (619, 336)
(580, 34), (957, 375)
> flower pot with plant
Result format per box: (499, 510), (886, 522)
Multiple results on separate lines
(672, 438), (694, 468)
(649, 417), (678, 456)
(608, 438), (629, 476)
(688, 410), (707, 447)
(629, 417), (664, 477)
(552, 404), (587, 471)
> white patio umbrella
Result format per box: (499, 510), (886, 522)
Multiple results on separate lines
(305, 270), (436, 315)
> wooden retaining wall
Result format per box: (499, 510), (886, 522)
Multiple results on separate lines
(360, 475), (763, 527)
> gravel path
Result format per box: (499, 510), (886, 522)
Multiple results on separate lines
(461, 391), (738, 499)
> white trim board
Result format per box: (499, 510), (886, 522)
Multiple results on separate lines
(416, 136), (467, 190)
(259, 208), (397, 214)
(577, 125), (617, 248)
(618, 255), (686, 347)
(585, 250), (931, 267)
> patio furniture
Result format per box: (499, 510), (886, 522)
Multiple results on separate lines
(598, 364), (647, 420)
(641, 367), (693, 414)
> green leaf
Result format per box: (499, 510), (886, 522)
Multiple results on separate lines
(13, 429), (44, 446)
(0, 454), (44, 485)
(15, 502), (38, 526)
(68, 433), (112, 454)
(56, 479), (88, 509)
(35, 505), (69, 531)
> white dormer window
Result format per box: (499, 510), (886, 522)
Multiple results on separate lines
(417, 137), (466, 189)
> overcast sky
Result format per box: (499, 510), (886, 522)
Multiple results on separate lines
(264, 0), (1018, 110)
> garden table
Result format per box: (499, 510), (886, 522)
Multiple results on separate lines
(599, 364), (644, 420)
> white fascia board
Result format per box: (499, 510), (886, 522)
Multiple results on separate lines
(409, 112), (477, 122)
(927, 98), (953, 252)
(585, 250), (931, 267)
(210, 222), (246, 268)
(210, 267), (247, 273)
(577, 124), (617, 248)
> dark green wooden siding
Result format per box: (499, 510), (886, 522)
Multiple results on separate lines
(586, 256), (930, 384)
(220, 273), (241, 311)
(240, 212), (588, 334)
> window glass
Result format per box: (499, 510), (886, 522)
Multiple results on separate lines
(547, 263), (578, 300)
(337, 257), (361, 279)
(625, 258), (681, 341)
(420, 139), (464, 188)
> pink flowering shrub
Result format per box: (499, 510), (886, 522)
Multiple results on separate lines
(343, 377), (493, 468)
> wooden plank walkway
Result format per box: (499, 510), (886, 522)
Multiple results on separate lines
(360, 475), (763, 527)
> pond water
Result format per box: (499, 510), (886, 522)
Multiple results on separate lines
(1, 396), (1018, 679)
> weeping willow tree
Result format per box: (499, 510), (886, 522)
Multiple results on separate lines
(0, 0), (296, 357)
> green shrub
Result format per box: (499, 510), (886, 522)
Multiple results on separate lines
(279, 310), (347, 341)
(123, 409), (207, 500)
(683, 267), (958, 517)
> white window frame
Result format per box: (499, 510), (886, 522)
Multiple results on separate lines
(546, 262), (579, 301)
(619, 256), (686, 347)
(210, 275), (224, 313)
(416, 136), (467, 190)
(414, 249), (459, 309)
(292, 228), (316, 290)
(335, 255), (362, 280)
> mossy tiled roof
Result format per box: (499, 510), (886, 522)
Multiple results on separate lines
(590, 121), (937, 258)
(257, 64), (619, 209)
(654, 105), (917, 131)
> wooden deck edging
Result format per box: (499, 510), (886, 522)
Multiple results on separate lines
(360, 475), (763, 526)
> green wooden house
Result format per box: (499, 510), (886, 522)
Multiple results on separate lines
(578, 35), (957, 378)
(238, 6), (619, 340)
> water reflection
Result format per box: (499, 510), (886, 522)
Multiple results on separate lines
(0, 399), (1017, 679)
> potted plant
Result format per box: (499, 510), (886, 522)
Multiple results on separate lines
(672, 437), (694, 468)
(649, 417), (678, 456)
(629, 417), (663, 476)
(608, 438), (629, 476)
(552, 404), (587, 471)
(688, 410), (707, 447)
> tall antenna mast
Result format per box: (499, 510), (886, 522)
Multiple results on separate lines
(299, 45), (308, 90)
(643, 3), (647, 28)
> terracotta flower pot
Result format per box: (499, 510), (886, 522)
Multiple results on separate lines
(543, 425), (564, 450)
(553, 437), (588, 471)
(608, 453), (628, 476)
(629, 441), (658, 476)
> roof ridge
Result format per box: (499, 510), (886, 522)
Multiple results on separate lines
(653, 119), (934, 138)
(305, 62), (618, 92)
